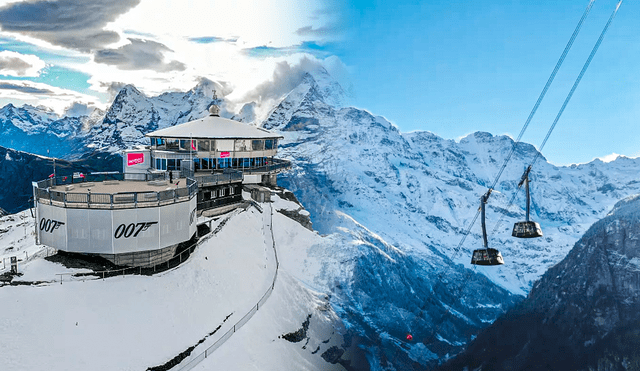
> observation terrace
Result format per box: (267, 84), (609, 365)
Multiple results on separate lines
(33, 172), (200, 209)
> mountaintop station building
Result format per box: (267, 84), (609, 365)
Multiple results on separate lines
(32, 103), (290, 267)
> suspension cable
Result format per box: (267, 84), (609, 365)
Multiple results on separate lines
(489, 0), (623, 238)
(447, 0), (596, 262)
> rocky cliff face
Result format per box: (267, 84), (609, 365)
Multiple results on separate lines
(442, 194), (640, 371)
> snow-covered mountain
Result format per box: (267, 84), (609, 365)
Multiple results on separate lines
(1, 68), (639, 369)
(258, 68), (640, 368)
(0, 104), (101, 159)
(0, 78), (230, 158)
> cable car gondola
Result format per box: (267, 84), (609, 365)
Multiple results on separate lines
(471, 191), (504, 266)
(512, 166), (543, 239)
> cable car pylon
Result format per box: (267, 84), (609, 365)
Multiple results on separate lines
(471, 190), (504, 266)
(512, 166), (543, 238)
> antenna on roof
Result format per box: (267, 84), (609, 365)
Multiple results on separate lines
(209, 90), (220, 116)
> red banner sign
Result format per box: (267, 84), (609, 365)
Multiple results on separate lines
(127, 152), (144, 166)
(220, 151), (230, 158)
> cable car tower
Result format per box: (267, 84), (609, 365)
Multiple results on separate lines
(512, 166), (543, 238)
(471, 190), (504, 266)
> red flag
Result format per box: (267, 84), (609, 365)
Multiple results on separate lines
(79, 173), (85, 178)
(191, 140), (196, 150)
(48, 173), (54, 178)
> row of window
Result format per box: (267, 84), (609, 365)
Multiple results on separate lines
(202, 186), (236, 201)
(154, 157), (271, 171)
(150, 138), (277, 152)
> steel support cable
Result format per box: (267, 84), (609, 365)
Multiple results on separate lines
(487, 0), (596, 192)
(448, 0), (596, 261)
(413, 0), (608, 350)
(488, 0), (623, 238)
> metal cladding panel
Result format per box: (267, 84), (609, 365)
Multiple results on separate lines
(87, 209), (113, 254)
(188, 197), (197, 237)
(37, 203), (68, 251)
(159, 200), (191, 247)
(67, 208), (114, 254)
(36, 198), (196, 255)
(112, 207), (160, 254)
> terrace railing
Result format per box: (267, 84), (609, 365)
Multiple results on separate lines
(33, 172), (198, 210)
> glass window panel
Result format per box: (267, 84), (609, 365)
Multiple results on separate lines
(193, 158), (201, 171)
(161, 159), (167, 170)
(166, 139), (179, 150)
(216, 140), (234, 151)
(234, 139), (250, 151)
(264, 139), (274, 150)
(252, 140), (264, 151)
(179, 140), (190, 150)
(197, 140), (210, 152)
(167, 159), (176, 171)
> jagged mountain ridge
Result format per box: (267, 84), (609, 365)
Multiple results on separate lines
(1, 69), (639, 369)
(442, 194), (640, 371)
(259, 69), (640, 368)
(0, 78), (229, 158)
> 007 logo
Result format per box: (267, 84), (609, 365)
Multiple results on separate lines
(114, 222), (158, 239)
(39, 218), (65, 233)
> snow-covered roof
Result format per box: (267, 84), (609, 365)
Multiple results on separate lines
(146, 115), (282, 139)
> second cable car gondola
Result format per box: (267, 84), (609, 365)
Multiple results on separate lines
(512, 166), (543, 238)
(471, 191), (504, 266)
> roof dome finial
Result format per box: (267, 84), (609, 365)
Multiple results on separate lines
(209, 90), (220, 116)
(209, 104), (220, 117)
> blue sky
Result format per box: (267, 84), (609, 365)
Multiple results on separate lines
(0, 0), (637, 165)
(338, 0), (639, 165)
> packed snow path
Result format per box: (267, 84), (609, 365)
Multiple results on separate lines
(0, 205), (278, 371)
(173, 202), (279, 371)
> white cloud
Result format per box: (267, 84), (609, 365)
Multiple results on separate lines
(0, 0), (345, 116)
(0, 79), (105, 113)
(0, 50), (45, 77)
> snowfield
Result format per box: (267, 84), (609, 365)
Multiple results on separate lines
(0, 197), (359, 371)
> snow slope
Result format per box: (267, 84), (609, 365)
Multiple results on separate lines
(0, 197), (363, 371)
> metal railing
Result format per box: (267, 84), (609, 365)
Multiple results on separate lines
(174, 202), (279, 371)
(33, 173), (198, 210)
(240, 158), (292, 175)
(195, 170), (243, 186)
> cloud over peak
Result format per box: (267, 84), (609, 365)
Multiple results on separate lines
(0, 50), (45, 77)
(94, 38), (186, 72)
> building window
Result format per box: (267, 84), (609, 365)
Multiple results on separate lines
(167, 159), (181, 171)
(252, 140), (264, 151)
(198, 140), (210, 152)
(235, 139), (251, 151)
(216, 139), (234, 151)
(265, 139), (274, 150)
(204, 191), (211, 200)
(219, 158), (231, 168)
(155, 138), (165, 149)
(219, 188), (226, 197)
(166, 139), (179, 150)
(179, 140), (190, 151)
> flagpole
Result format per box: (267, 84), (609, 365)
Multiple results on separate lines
(190, 133), (193, 178)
